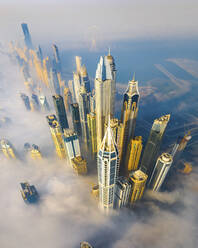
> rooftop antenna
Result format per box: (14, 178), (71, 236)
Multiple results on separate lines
(132, 72), (136, 81)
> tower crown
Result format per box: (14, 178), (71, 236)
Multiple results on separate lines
(127, 78), (139, 96)
(95, 56), (112, 81)
(100, 120), (117, 153)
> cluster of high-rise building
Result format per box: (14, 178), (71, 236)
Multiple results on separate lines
(4, 23), (192, 214)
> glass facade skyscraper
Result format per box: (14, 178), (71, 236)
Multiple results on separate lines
(52, 95), (69, 131)
(149, 153), (173, 191)
(21, 23), (33, 49)
(140, 114), (170, 180)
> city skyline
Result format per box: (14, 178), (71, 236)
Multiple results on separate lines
(0, 3), (198, 247)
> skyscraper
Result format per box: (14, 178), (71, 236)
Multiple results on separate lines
(63, 87), (72, 113)
(71, 156), (87, 175)
(140, 114), (170, 180)
(104, 118), (124, 160)
(78, 85), (90, 147)
(21, 23), (33, 49)
(149, 153), (173, 191)
(114, 176), (132, 209)
(50, 68), (61, 95)
(120, 75), (140, 166)
(39, 95), (50, 112)
(73, 72), (81, 104)
(62, 129), (81, 164)
(75, 56), (82, 74)
(80, 64), (91, 93)
(52, 95), (69, 131)
(52, 44), (61, 73)
(97, 122), (119, 212)
(36, 45), (43, 64)
(95, 53), (116, 150)
(127, 136), (143, 172)
(87, 112), (97, 159)
(31, 93), (40, 111)
(20, 93), (31, 110)
(171, 132), (192, 162)
(30, 144), (42, 159)
(71, 103), (82, 137)
(68, 80), (75, 102)
(129, 170), (148, 204)
(0, 139), (16, 159)
(80, 242), (93, 248)
(46, 115), (66, 159)
(43, 56), (51, 87)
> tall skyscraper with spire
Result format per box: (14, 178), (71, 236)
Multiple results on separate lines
(119, 75), (140, 171)
(140, 114), (170, 180)
(95, 52), (116, 150)
(97, 122), (119, 212)
(21, 23), (33, 49)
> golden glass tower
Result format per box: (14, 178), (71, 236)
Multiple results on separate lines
(95, 53), (116, 150)
(30, 145), (42, 160)
(46, 115), (66, 159)
(71, 156), (87, 175)
(78, 85), (90, 148)
(127, 136), (143, 172)
(129, 170), (148, 204)
(0, 139), (16, 159)
(87, 112), (97, 159)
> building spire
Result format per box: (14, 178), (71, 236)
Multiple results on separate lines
(132, 72), (136, 81)
(108, 47), (111, 56)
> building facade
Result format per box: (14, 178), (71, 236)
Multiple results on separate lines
(62, 128), (81, 164)
(46, 115), (66, 159)
(127, 136), (143, 172)
(87, 112), (97, 159)
(114, 176), (132, 209)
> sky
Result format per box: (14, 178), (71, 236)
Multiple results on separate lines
(1, 0), (198, 48)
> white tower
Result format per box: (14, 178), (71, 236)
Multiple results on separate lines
(149, 153), (173, 191)
(95, 53), (116, 150)
(97, 121), (119, 212)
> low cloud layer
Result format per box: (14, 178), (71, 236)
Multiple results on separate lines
(0, 38), (198, 248)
